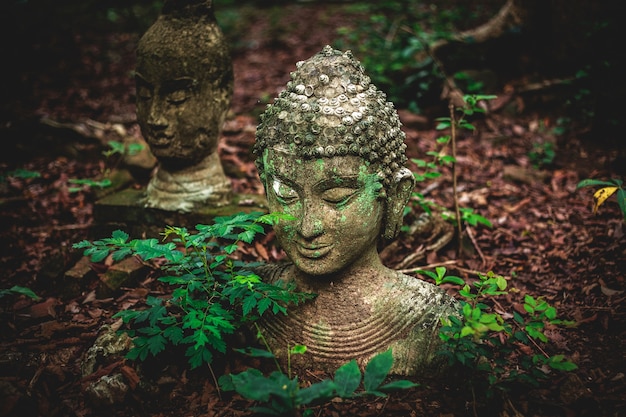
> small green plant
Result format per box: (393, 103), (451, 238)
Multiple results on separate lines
(0, 285), (40, 301)
(418, 268), (577, 393)
(67, 178), (113, 193)
(528, 141), (556, 169)
(453, 71), (484, 93)
(101, 140), (144, 159)
(577, 178), (626, 221)
(73, 211), (314, 369)
(0, 169), (42, 182)
(220, 348), (417, 416)
(68, 140), (143, 193)
(409, 95), (493, 241)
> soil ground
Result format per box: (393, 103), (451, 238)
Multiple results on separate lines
(0, 2), (625, 417)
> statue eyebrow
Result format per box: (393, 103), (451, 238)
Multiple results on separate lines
(135, 72), (151, 87)
(313, 176), (360, 192)
(270, 174), (301, 192)
(161, 77), (198, 93)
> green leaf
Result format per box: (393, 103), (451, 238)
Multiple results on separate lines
(192, 329), (209, 350)
(363, 349), (393, 393)
(414, 269), (437, 281)
(147, 334), (167, 356)
(233, 347), (276, 358)
(442, 276), (465, 286)
(334, 359), (362, 398)
(460, 326), (474, 338)
(86, 247), (110, 263)
(186, 345), (213, 369)
(112, 247), (133, 261)
(617, 188), (626, 219)
(218, 374), (235, 391)
(242, 295), (257, 316)
(7, 168), (41, 179)
(290, 344), (307, 355)
(2, 285), (40, 300)
(224, 243), (239, 254)
(163, 326), (184, 345)
(548, 355), (578, 371)
(257, 297), (272, 315)
(576, 179), (615, 189)
(237, 230), (256, 243)
(545, 306), (557, 320)
(378, 380), (418, 392)
(230, 370), (288, 402)
(296, 379), (337, 406)
(111, 229), (129, 243)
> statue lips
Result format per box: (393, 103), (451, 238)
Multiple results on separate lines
(148, 133), (174, 147)
(295, 242), (332, 259)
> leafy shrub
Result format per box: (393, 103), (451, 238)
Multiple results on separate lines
(73, 211), (314, 369)
(220, 348), (417, 416)
(418, 267), (577, 392)
(409, 95), (494, 229)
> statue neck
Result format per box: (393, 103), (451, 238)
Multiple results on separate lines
(145, 152), (232, 211)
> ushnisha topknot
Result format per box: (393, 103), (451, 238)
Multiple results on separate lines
(254, 45), (409, 187)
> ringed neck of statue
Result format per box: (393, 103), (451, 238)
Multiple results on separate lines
(152, 151), (227, 186)
(145, 151), (232, 211)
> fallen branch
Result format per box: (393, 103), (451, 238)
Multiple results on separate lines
(428, 0), (524, 56)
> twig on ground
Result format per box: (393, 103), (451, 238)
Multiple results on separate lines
(465, 226), (487, 268)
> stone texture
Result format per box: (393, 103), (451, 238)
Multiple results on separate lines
(63, 255), (96, 298)
(98, 257), (147, 297)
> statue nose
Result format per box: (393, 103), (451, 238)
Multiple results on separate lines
(147, 101), (168, 129)
(298, 201), (324, 239)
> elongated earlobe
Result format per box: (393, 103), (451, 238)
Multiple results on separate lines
(382, 168), (415, 241)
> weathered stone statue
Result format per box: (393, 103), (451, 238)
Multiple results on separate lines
(136, 0), (233, 211)
(253, 46), (459, 377)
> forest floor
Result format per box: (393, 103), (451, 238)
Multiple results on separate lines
(1, 2), (625, 417)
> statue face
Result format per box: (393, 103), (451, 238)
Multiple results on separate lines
(264, 149), (385, 277)
(135, 60), (224, 168)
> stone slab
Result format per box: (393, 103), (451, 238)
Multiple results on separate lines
(93, 187), (268, 238)
(98, 256), (147, 297)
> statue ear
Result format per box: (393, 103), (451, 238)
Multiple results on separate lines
(382, 168), (415, 241)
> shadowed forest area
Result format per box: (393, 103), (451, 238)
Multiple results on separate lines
(0, 1), (625, 416)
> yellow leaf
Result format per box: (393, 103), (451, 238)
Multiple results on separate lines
(593, 186), (618, 214)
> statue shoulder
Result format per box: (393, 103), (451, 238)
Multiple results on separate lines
(252, 263), (292, 285)
(391, 270), (461, 316)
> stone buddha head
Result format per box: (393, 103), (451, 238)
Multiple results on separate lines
(136, 0), (233, 210)
(254, 45), (416, 278)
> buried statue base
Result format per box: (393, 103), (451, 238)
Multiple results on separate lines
(252, 46), (459, 377)
(257, 264), (458, 376)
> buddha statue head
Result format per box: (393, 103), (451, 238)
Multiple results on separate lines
(254, 45), (416, 277)
(136, 0), (233, 210)
(253, 47), (459, 377)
